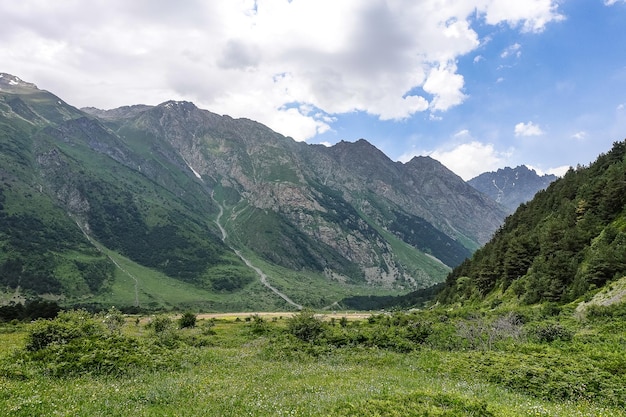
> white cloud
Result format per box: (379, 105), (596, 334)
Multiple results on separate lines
(515, 121), (545, 137)
(454, 129), (472, 138)
(546, 165), (571, 177)
(571, 131), (587, 140)
(424, 62), (468, 112)
(617, 103), (625, 111)
(605, 0), (625, 5)
(528, 164), (570, 177)
(480, 0), (565, 33)
(399, 137), (512, 180)
(429, 141), (511, 180)
(0, 0), (564, 140)
(501, 43), (522, 58)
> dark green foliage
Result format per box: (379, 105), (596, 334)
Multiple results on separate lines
(0, 213), (84, 252)
(0, 255), (62, 294)
(15, 310), (185, 377)
(388, 210), (471, 267)
(439, 139), (626, 305)
(528, 322), (574, 343)
(0, 208), (103, 294)
(464, 349), (625, 406)
(287, 310), (326, 342)
(208, 266), (254, 292)
(74, 259), (115, 292)
(312, 184), (380, 241)
(83, 181), (225, 284)
(25, 310), (105, 351)
(178, 312), (197, 329)
(576, 225), (626, 290)
(151, 315), (174, 334)
(0, 299), (60, 322)
(278, 311), (437, 353)
(586, 302), (626, 319)
(341, 282), (445, 310)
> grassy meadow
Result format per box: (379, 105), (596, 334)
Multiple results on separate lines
(1, 305), (625, 416)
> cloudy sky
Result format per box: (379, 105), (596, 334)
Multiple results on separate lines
(2, 0), (625, 179)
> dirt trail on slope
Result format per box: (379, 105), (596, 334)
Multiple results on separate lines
(212, 193), (303, 310)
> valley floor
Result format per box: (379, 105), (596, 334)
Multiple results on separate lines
(1, 306), (625, 416)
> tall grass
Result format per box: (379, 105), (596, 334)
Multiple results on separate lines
(1, 307), (624, 416)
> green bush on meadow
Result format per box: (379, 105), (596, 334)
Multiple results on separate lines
(11, 309), (184, 377)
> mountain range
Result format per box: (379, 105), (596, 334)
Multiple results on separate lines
(468, 166), (557, 212)
(0, 73), (512, 311)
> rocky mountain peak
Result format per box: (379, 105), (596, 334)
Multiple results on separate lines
(159, 100), (198, 112)
(0, 73), (38, 92)
(468, 165), (557, 212)
(81, 104), (154, 120)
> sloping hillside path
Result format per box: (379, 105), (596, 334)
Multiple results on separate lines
(212, 192), (303, 310)
(74, 219), (140, 307)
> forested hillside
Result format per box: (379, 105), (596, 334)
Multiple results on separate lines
(438, 140), (626, 305)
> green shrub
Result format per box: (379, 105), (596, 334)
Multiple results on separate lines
(25, 310), (103, 351)
(100, 307), (125, 333)
(151, 315), (173, 333)
(17, 309), (182, 377)
(586, 302), (626, 319)
(540, 302), (562, 318)
(178, 312), (197, 329)
(426, 321), (463, 350)
(404, 320), (433, 344)
(248, 314), (269, 335)
(529, 322), (573, 343)
(287, 310), (326, 342)
(149, 315), (180, 348)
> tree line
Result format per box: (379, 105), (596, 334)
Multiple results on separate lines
(438, 140), (626, 305)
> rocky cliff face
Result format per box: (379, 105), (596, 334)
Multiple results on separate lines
(1, 73), (508, 309)
(468, 166), (557, 212)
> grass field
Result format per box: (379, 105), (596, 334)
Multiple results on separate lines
(1, 307), (625, 416)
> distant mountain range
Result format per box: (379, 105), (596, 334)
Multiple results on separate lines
(468, 166), (557, 212)
(0, 72), (510, 310)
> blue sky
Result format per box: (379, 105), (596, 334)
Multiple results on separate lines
(1, 0), (625, 179)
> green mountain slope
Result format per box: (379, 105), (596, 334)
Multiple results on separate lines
(1, 73), (507, 310)
(438, 140), (626, 306)
(0, 75), (253, 307)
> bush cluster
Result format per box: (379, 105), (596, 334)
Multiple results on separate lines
(8, 309), (186, 377)
(269, 308), (626, 407)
